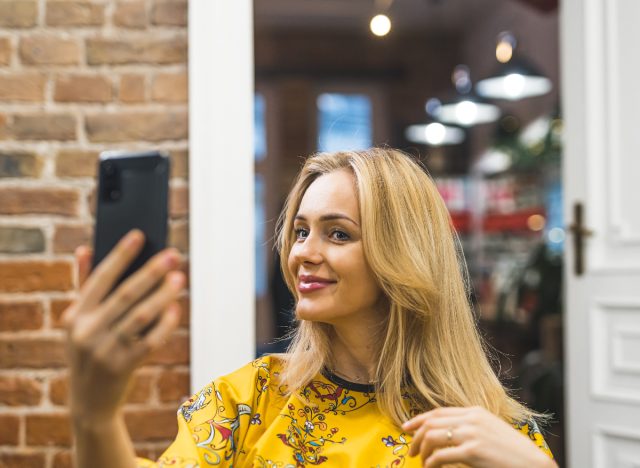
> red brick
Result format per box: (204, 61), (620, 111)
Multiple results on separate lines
(113, 2), (147, 29)
(53, 224), (92, 254)
(26, 413), (71, 446)
(119, 74), (146, 103)
(0, 261), (73, 293)
(0, 187), (79, 216)
(152, 1), (187, 26)
(11, 114), (77, 141)
(49, 374), (68, 405)
(124, 408), (177, 442)
(169, 186), (188, 219)
(0, 301), (44, 331)
(0, 338), (67, 368)
(0, 375), (42, 405)
(54, 75), (112, 103)
(85, 111), (188, 142)
(46, 1), (105, 27)
(0, 226), (45, 253)
(158, 369), (189, 403)
(177, 295), (189, 328)
(20, 36), (80, 65)
(0, 37), (11, 66)
(86, 36), (187, 65)
(0, 113), (10, 139)
(0, 415), (20, 444)
(52, 451), (72, 468)
(0, 73), (45, 102)
(0, 150), (44, 178)
(51, 299), (73, 329)
(168, 221), (188, 252)
(0, 1), (37, 28)
(55, 149), (99, 178)
(0, 452), (45, 468)
(146, 334), (189, 366)
(151, 72), (187, 102)
(169, 148), (187, 179)
(126, 372), (152, 404)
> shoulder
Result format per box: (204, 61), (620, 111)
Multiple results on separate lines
(177, 354), (287, 424)
(513, 419), (554, 459)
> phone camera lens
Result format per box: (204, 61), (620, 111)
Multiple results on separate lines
(109, 189), (121, 200)
(104, 162), (115, 176)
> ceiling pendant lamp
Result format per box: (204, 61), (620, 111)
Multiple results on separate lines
(405, 121), (466, 146)
(476, 32), (553, 101)
(428, 65), (501, 127)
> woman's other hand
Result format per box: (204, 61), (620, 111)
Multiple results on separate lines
(402, 406), (557, 468)
(62, 230), (185, 427)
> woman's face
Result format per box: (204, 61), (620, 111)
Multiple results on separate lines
(288, 169), (384, 326)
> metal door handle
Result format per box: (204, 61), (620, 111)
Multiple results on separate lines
(568, 202), (593, 276)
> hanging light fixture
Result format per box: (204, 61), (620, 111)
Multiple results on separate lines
(476, 32), (553, 101)
(370, 0), (393, 37)
(405, 122), (466, 146)
(428, 65), (501, 127)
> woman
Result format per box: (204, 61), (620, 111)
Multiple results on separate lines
(65, 148), (557, 467)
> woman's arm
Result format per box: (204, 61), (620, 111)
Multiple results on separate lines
(402, 406), (558, 468)
(64, 232), (185, 468)
(73, 414), (137, 468)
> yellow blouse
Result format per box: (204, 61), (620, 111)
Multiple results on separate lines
(137, 355), (552, 467)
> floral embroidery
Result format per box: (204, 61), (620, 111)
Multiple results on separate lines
(379, 433), (410, 467)
(251, 413), (262, 425)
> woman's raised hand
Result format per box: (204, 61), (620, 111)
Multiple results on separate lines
(402, 406), (557, 468)
(62, 230), (185, 426)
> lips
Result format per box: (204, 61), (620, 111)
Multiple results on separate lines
(297, 274), (336, 293)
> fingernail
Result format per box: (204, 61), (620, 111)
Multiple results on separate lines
(164, 252), (178, 267)
(126, 230), (143, 247)
(170, 272), (184, 287)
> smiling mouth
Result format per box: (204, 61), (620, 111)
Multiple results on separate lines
(297, 276), (336, 293)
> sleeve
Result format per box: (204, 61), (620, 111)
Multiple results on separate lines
(514, 419), (554, 460)
(134, 356), (279, 468)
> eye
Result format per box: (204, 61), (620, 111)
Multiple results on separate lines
(330, 229), (350, 242)
(294, 227), (309, 240)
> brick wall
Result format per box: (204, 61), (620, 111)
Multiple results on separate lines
(0, 1), (189, 466)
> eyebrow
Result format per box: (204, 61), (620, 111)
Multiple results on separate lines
(294, 213), (359, 227)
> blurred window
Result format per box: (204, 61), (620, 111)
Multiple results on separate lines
(317, 93), (372, 152)
(255, 93), (267, 296)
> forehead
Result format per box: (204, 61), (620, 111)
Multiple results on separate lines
(298, 169), (359, 218)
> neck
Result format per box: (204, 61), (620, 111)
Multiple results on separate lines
(328, 318), (384, 383)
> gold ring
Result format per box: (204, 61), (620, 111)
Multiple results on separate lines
(446, 427), (453, 442)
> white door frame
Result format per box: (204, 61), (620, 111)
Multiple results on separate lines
(188, 0), (255, 391)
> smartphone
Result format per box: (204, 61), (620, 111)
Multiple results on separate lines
(92, 150), (170, 286)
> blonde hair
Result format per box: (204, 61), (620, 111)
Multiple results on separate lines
(276, 147), (535, 426)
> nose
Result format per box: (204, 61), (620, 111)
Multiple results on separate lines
(291, 232), (323, 265)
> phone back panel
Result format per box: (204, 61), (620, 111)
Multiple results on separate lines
(92, 151), (170, 283)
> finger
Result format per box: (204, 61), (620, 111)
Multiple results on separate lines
(78, 230), (145, 309)
(97, 249), (181, 328)
(408, 421), (430, 457)
(419, 427), (457, 463)
(128, 301), (182, 362)
(114, 271), (185, 336)
(424, 445), (470, 468)
(403, 407), (471, 431)
(76, 246), (93, 288)
(409, 416), (466, 455)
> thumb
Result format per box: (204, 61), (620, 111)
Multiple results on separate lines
(75, 245), (93, 289)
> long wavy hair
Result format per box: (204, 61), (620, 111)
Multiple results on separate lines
(276, 148), (535, 426)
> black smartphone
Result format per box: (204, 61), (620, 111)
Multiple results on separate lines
(92, 150), (170, 286)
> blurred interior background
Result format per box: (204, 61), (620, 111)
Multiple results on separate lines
(251, 0), (564, 464)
